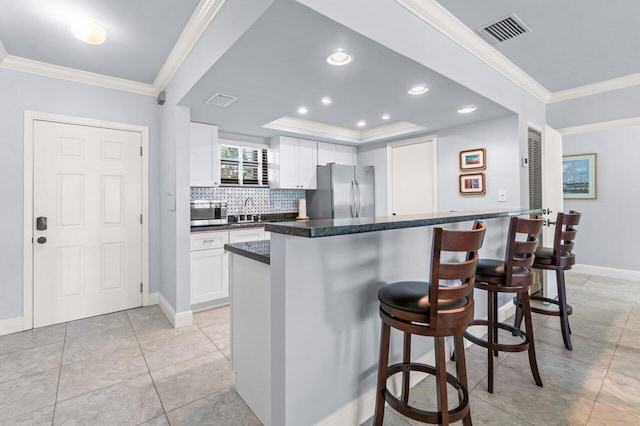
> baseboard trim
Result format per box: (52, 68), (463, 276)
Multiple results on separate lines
(158, 294), (193, 328)
(317, 300), (517, 425)
(0, 317), (25, 336)
(147, 292), (160, 306)
(573, 264), (640, 281)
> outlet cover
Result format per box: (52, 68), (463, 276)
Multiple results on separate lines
(498, 190), (507, 202)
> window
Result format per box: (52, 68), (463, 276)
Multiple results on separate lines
(220, 144), (269, 186)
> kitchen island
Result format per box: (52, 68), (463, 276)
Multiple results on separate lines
(225, 208), (538, 426)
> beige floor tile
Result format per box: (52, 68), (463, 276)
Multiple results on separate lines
(0, 405), (54, 426)
(62, 327), (138, 365)
(139, 414), (170, 426)
(65, 311), (132, 340)
(166, 388), (261, 426)
(193, 305), (230, 327)
(0, 324), (66, 356)
(140, 329), (217, 371)
(569, 304), (630, 328)
(583, 276), (640, 293)
(597, 371), (640, 418)
(152, 351), (235, 412)
(587, 401), (640, 425)
(463, 394), (535, 426)
(0, 342), (63, 384)
(57, 346), (148, 402)
(202, 321), (230, 352)
(574, 286), (639, 305)
(0, 368), (59, 422)
(532, 327), (616, 369)
(53, 374), (163, 425)
(132, 317), (199, 345)
(541, 317), (623, 346)
(127, 305), (169, 325)
(623, 306), (640, 331)
(609, 346), (640, 382)
(570, 291), (635, 312)
(618, 328), (640, 351)
(361, 408), (413, 425)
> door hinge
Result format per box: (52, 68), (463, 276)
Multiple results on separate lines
(140, 282), (143, 293)
(140, 146), (143, 156)
(140, 214), (143, 224)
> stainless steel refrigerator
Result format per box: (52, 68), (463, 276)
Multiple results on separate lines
(306, 164), (375, 219)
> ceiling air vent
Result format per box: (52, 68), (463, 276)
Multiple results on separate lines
(204, 93), (237, 107)
(478, 13), (531, 44)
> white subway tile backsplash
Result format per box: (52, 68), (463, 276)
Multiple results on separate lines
(190, 187), (304, 215)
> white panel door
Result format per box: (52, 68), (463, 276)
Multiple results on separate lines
(33, 120), (143, 327)
(388, 138), (437, 215)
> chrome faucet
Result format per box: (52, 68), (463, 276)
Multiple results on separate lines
(243, 197), (255, 221)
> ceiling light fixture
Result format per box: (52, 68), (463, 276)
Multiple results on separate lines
(297, 106), (308, 114)
(408, 85), (429, 95)
(382, 114), (390, 120)
(457, 106), (478, 114)
(327, 49), (352, 66)
(357, 120), (366, 127)
(71, 16), (107, 45)
(321, 97), (332, 105)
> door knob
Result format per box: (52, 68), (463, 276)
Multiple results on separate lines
(37, 237), (47, 244)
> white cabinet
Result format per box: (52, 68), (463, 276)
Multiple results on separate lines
(270, 136), (317, 189)
(229, 227), (266, 243)
(190, 122), (220, 187)
(190, 231), (229, 305)
(318, 142), (357, 166)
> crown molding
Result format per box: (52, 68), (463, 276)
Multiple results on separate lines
(263, 116), (427, 143)
(0, 54), (155, 96)
(394, 0), (551, 103)
(557, 116), (640, 136)
(549, 73), (640, 103)
(152, 0), (227, 95)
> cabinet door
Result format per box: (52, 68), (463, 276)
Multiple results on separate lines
(229, 227), (265, 242)
(335, 144), (357, 166)
(190, 248), (229, 304)
(190, 123), (220, 187)
(317, 142), (336, 166)
(278, 136), (299, 189)
(298, 139), (318, 189)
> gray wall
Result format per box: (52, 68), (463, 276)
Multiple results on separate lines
(0, 67), (160, 321)
(562, 125), (640, 272)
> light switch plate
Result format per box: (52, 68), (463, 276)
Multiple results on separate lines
(498, 190), (507, 202)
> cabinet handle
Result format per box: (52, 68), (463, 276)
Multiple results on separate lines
(203, 239), (216, 243)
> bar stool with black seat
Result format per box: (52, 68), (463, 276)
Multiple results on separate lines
(374, 221), (486, 426)
(514, 210), (581, 350)
(463, 215), (543, 394)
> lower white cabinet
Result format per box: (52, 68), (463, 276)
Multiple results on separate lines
(190, 227), (269, 306)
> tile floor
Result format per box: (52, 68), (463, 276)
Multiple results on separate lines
(0, 271), (639, 425)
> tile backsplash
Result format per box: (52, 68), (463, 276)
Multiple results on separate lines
(190, 187), (305, 215)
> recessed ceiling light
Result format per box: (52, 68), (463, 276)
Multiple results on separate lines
(408, 85), (429, 95)
(382, 113), (390, 120)
(457, 106), (478, 114)
(71, 17), (107, 45)
(357, 120), (366, 127)
(298, 106), (308, 114)
(327, 49), (352, 66)
(321, 97), (332, 105)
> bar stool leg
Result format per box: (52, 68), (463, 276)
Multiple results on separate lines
(435, 336), (449, 425)
(513, 294), (524, 332)
(374, 322), (391, 426)
(454, 334), (472, 426)
(487, 289), (495, 393)
(402, 332), (412, 404)
(493, 291), (499, 357)
(521, 293), (543, 387)
(556, 270), (573, 350)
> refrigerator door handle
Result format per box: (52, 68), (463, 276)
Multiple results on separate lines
(350, 179), (356, 218)
(355, 178), (361, 218)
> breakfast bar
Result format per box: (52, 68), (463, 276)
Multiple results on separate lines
(225, 208), (538, 426)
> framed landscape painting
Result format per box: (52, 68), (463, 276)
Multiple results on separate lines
(459, 173), (485, 194)
(562, 153), (597, 199)
(459, 148), (486, 170)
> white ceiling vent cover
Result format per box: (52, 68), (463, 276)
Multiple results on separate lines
(204, 93), (238, 107)
(479, 13), (531, 44)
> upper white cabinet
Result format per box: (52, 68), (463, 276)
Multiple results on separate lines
(318, 142), (357, 166)
(190, 122), (220, 187)
(270, 136), (317, 189)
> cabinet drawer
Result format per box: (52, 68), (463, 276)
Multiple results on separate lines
(190, 231), (229, 251)
(229, 227), (265, 243)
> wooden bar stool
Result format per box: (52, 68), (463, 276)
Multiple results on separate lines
(514, 210), (581, 350)
(374, 222), (486, 426)
(463, 216), (543, 393)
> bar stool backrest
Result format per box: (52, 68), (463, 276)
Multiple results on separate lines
(504, 216), (544, 287)
(428, 221), (486, 328)
(552, 210), (581, 265)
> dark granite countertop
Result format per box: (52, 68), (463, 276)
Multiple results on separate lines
(191, 212), (297, 233)
(225, 240), (270, 265)
(264, 208), (542, 238)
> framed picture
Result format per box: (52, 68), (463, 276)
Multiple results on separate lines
(460, 148), (486, 170)
(459, 173), (485, 194)
(562, 153), (597, 199)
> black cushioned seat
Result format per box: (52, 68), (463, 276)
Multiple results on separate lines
(378, 281), (468, 314)
(476, 259), (528, 280)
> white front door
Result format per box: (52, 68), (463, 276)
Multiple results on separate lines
(387, 136), (438, 215)
(33, 120), (143, 327)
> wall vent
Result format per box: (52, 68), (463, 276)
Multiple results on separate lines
(204, 93), (237, 107)
(478, 13), (531, 44)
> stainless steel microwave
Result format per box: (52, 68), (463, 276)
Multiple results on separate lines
(190, 199), (228, 226)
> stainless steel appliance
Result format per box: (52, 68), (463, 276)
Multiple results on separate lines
(190, 199), (228, 226)
(307, 164), (375, 219)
